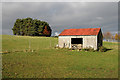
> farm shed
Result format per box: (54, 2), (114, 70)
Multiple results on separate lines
(58, 28), (103, 50)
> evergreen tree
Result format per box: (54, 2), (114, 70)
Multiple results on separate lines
(12, 17), (52, 36)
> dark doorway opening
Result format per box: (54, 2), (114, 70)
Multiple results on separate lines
(71, 38), (83, 44)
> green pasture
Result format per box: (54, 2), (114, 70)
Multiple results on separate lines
(1, 35), (118, 78)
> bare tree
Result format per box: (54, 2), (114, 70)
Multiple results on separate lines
(103, 32), (112, 41)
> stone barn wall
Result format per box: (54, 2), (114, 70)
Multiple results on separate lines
(59, 35), (98, 50)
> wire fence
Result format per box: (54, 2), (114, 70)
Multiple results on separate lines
(2, 35), (58, 53)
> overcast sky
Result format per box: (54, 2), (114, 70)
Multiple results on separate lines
(2, 2), (118, 36)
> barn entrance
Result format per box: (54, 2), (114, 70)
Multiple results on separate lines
(71, 38), (83, 50)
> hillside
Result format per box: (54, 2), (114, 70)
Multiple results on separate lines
(2, 35), (118, 78)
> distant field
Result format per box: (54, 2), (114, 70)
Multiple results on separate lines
(2, 35), (118, 78)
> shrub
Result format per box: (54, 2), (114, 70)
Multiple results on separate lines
(82, 48), (89, 51)
(99, 46), (107, 52)
(82, 47), (94, 52)
(82, 48), (87, 51)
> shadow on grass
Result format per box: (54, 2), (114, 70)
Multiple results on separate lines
(106, 48), (112, 52)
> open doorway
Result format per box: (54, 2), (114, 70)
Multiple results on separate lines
(71, 38), (83, 49)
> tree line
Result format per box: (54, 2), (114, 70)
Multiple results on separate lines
(103, 32), (120, 41)
(12, 17), (52, 36)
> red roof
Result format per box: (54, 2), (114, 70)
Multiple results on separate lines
(59, 28), (101, 36)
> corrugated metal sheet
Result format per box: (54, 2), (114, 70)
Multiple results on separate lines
(59, 28), (101, 36)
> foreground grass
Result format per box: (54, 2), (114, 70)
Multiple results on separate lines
(2, 35), (118, 78)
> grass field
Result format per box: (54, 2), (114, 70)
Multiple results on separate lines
(2, 35), (118, 78)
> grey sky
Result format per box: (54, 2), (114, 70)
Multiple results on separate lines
(2, 2), (118, 36)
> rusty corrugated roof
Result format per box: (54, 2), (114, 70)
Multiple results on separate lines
(59, 28), (101, 36)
